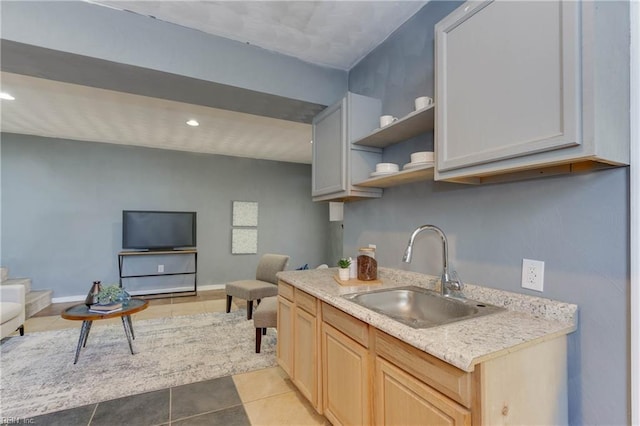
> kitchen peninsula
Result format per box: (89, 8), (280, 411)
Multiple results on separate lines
(276, 267), (577, 425)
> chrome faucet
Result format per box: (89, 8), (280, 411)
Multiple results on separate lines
(402, 225), (463, 296)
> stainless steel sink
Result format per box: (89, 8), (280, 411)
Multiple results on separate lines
(342, 286), (505, 329)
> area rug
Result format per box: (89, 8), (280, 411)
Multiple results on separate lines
(0, 310), (277, 418)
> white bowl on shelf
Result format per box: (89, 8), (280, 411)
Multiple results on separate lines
(375, 163), (399, 173)
(410, 151), (434, 163)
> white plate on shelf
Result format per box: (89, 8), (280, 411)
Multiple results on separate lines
(403, 161), (434, 170)
(370, 171), (396, 177)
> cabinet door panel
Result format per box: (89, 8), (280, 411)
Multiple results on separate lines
(312, 99), (346, 196)
(276, 296), (294, 377)
(436, 0), (580, 172)
(375, 329), (471, 408)
(375, 357), (471, 426)
(322, 323), (371, 426)
(293, 307), (317, 407)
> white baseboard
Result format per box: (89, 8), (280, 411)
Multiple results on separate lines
(198, 284), (225, 291)
(51, 283), (226, 304)
(52, 295), (86, 304)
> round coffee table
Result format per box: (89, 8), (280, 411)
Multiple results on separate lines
(61, 298), (148, 364)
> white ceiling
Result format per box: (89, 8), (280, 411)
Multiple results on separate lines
(92, 1), (428, 70)
(1, 1), (428, 163)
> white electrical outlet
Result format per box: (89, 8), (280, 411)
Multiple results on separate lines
(158, 264), (164, 273)
(521, 259), (544, 292)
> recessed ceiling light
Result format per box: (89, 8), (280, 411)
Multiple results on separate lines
(0, 92), (15, 101)
(186, 119), (199, 127)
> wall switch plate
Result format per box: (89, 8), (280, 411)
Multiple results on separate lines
(158, 264), (164, 273)
(521, 259), (544, 292)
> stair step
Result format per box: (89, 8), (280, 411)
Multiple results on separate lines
(1, 278), (32, 293)
(1, 267), (8, 283)
(26, 290), (53, 319)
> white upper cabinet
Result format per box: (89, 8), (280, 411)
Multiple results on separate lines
(312, 92), (383, 201)
(435, 0), (629, 184)
(312, 99), (346, 198)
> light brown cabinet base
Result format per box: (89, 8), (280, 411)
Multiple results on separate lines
(277, 282), (322, 413)
(375, 356), (471, 426)
(276, 282), (569, 426)
(322, 322), (371, 426)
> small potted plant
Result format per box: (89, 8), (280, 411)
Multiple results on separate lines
(97, 285), (128, 305)
(337, 258), (351, 281)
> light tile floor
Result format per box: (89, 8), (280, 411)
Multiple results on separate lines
(13, 291), (329, 426)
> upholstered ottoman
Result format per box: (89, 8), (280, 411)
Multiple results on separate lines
(253, 296), (277, 353)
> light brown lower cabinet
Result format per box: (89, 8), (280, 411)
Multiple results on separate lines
(372, 321), (567, 426)
(375, 356), (471, 426)
(292, 291), (320, 408)
(277, 283), (568, 426)
(277, 282), (322, 412)
(276, 293), (294, 377)
(321, 322), (371, 426)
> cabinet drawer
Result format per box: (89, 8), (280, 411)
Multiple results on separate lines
(322, 303), (369, 348)
(278, 281), (294, 301)
(295, 288), (317, 315)
(375, 356), (471, 426)
(374, 329), (472, 408)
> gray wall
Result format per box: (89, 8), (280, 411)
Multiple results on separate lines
(1, 133), (330, 297)
(346, 1), (629, 425)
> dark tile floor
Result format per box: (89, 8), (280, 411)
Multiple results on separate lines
(8, 290), (308, 426)
(23, 376), (250, 426)
(8, 290), (260, 426)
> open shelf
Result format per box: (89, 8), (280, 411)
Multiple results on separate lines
(352, 106), (435, 149)
(118, 250), (197, 298)
(354, 164), (434, 188)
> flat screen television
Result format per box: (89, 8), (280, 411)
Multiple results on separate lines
(122, 210), (196, 250)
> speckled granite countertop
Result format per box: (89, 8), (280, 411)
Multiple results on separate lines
(276, 267), (577, 372)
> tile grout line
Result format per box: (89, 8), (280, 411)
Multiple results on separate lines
(168, 387), (172, 426)
(86, 403), (98, 425)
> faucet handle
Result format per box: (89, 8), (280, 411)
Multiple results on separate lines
(446, 270), (463, 292)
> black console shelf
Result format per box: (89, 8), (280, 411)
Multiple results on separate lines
(118, 249), (197, 298)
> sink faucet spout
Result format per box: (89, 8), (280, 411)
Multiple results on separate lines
(402, 225), (463, 296)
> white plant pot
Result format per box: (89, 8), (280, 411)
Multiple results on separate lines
(338, 268), (350, 281)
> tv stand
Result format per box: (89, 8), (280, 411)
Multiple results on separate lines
(118, 249), (197, 298)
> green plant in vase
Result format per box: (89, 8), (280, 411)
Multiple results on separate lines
(337, 258), (351, 281)
(337, 258), (351, 268)
(97, 285), (126, 305)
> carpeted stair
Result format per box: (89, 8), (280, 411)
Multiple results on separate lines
(1, 267), (52, 318)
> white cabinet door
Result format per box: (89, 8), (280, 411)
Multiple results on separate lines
(312, 98), (347, 197)
(311, 93), (382, 201)
(436, 0), (580, 173)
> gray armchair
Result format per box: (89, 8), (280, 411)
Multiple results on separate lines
(225, 253), (289, 320)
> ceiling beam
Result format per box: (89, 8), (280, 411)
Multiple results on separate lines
(1, 40), (326, 124)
